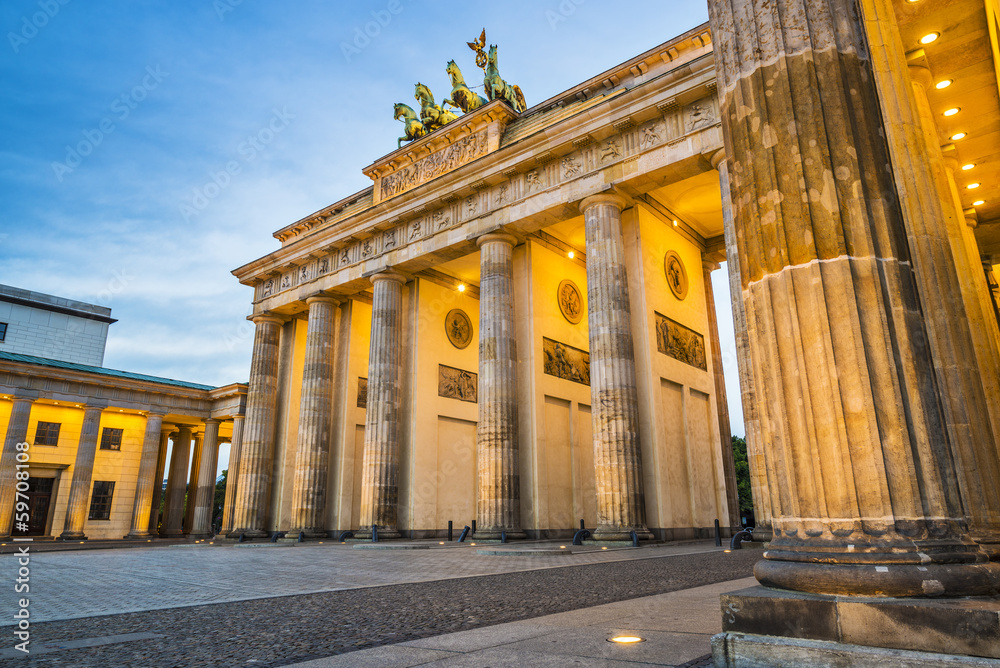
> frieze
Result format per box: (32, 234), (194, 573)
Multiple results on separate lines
(542, 337), (590, 385)
(654, 312), (706, 371)
(438, 364), (477, 403)
(379, 129), (489, 202)
(357, 377), (368, 408)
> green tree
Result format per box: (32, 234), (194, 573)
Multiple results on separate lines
(213, 469), (227, 531)
(732, 435), (754, 514)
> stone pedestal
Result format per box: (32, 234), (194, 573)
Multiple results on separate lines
(0, 394), (35, 537)
(190, 418), (221, 538)
(580, 193), (652, 542)
(287, 295), (339, 540)
(161, 425), (192, 537)
(713, 586), (1000, 666)
(228, 314), (284, 540)
(126, 412), (166, 539)
(59, 404), (105, 540)
(475, 233), (525, 540)
(357, 271), (406, 540)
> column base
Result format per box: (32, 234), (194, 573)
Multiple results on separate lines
(354, 527), (401, 540)
(225, 529), (270, 541)
(972, 534), (1000, 561)
(187, 532), (214, 539)
(473, 528), (527, 541)
(590, 526), (655, 542)
(714, 585), (1000, 664)
(123, 532), (156, 540)
(58, 532), (87, 541)
(278, 530), (329, 542)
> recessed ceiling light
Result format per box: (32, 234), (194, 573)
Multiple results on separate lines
(609, 636), (645, 644)
(962, 163), (976, 171)
(935, 79), (953, 89)
(920, 32), (940, 44)
(967, 183), (981, 189)
(951, 132), (967, 141)
(943, 107), (960, 117)
(567, 250), (575, 259)
(973, 200), (986, 206)
(672, 219), (679, 227)
(457, 284), (466, 293)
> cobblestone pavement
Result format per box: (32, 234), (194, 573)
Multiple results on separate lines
(0, 539), (729, 625)
(0, 545), (757, 667)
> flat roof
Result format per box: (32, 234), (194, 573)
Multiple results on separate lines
(0, 351), (215, 391)
(0, 284), (116, 324)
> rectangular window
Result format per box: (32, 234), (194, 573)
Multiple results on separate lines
(34, 422), (61, 446)
(88, 481), (115, 520)
(0, 322), (6, 341)
(99, 427), (122, 451)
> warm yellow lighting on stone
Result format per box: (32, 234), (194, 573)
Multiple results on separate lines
(608, 636), (645, 644)
(601, 546), (608, 550)
(935, 79), (953, 89)
(973, 200), (985, 206)
(951, 132), (967, 141)
(967, 183), (981, 190)
(943, 107), (960, 117)
(962, 163), (976, 171)
(920, 32), (940, 44)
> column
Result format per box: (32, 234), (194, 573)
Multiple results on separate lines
(161, 425), (192, 537)
(147, 425), (173, 534)
(190, 419), (221, 538)
(580, 194), (652, 541)
(228, 314), (283, 539)
(707, 0), (997, 595)
(183, 430), (204, 534)
(287, 296), (339, 539)
(357, 270), (406, 539)
(220, 415), (244, 535)
(702, 258), (740, 531)
(715, 152), (772, 533)
(59, 404), (105, 540)
(476, 233), (525, 540)
(125, 412), (166, 539)
(0, 393), (36, 537)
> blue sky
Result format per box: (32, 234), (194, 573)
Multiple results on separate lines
(1, 1), (744, 472)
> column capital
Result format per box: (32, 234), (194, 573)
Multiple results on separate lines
(369, 270), (407, 287)
(202, 418), (222, 426)
(144, 410), (168, 418)
(83, 402), (108, 411)
(476, 232), (517, 249)
(702, 258), (721, 272)
(710, 148), (727, 170)
(10, 389), (39, 402)
(304, 294), (342, 307)
(579, 192), (628, 215)
(907, 63), (933, 88)
(249, 312), (285, 326)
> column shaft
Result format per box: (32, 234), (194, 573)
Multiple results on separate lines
(147, 427), (172, 534)
(59, 405), (105, 539)
(221, 415), (244, 535)
(126, 413), (166, 538)
(0, 396), (34, 536)
(702, 259), (741, 530)
(184, 431), (204, 534)
(358, 271), (406, 539)
(161, 426), (192, 537)
(708, 0), (998, 595)
(580, 194), (651, 541)
(288, 296), (339, 539)
(190, 419), (221, 537)
(476, 234), (525, 539)
(228, 315), (283, 539)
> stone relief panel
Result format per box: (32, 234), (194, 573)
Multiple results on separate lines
(438, 364), (477, 403)
(357, 377), (368, 408)
(543, 337), (590, 385)
(664, 250), (689, 301)
(685, 98), (718, 132)
(379, 129), (489, 201)
(655, 313), (706, 371)
(557, 280), (584, 325)
(445, 309), (473, 349)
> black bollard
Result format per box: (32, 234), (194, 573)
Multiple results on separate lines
(458, 525), (471, 542)
(448, 520), (453, 542)
(580, 519), (585, 531)
(714, 519), (722, 547)
(471, 519), (476, 535)
(630, 530), (639, 547)
(298, 531), (305, 543)
(572, 529), (591, 545)
(338, 530), (354, 542)
(501, 530), (507, 543)
(372, 526), (379, 543)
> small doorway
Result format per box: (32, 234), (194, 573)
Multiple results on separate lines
(12, 477), (55, 536)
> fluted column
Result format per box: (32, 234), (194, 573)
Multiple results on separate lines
(126, 412), (167, 539)
(221, 415), (244, 535)
(476, 233), (525, 540)
(190, 419), (221, 538)
(0, 394), (35, 537)
(357, 270), (406, 540)
(702, 258), (740, 531)
(715, 154), (771, 533)
(580, 194), (651, 541)
(148, 426), (173, 534)
(288, 295), (340, 539)
(184, 430), (204, 534)
(708, 0), (998, 595)
(59, 404), (105, 540)
(161, 425), (192, 537)
(228, 314), (283, 539)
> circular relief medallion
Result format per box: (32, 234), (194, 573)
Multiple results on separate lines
(557, 279), (584, 325)
(664, 250), (689, 301)
(445, 309), (473, 349)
